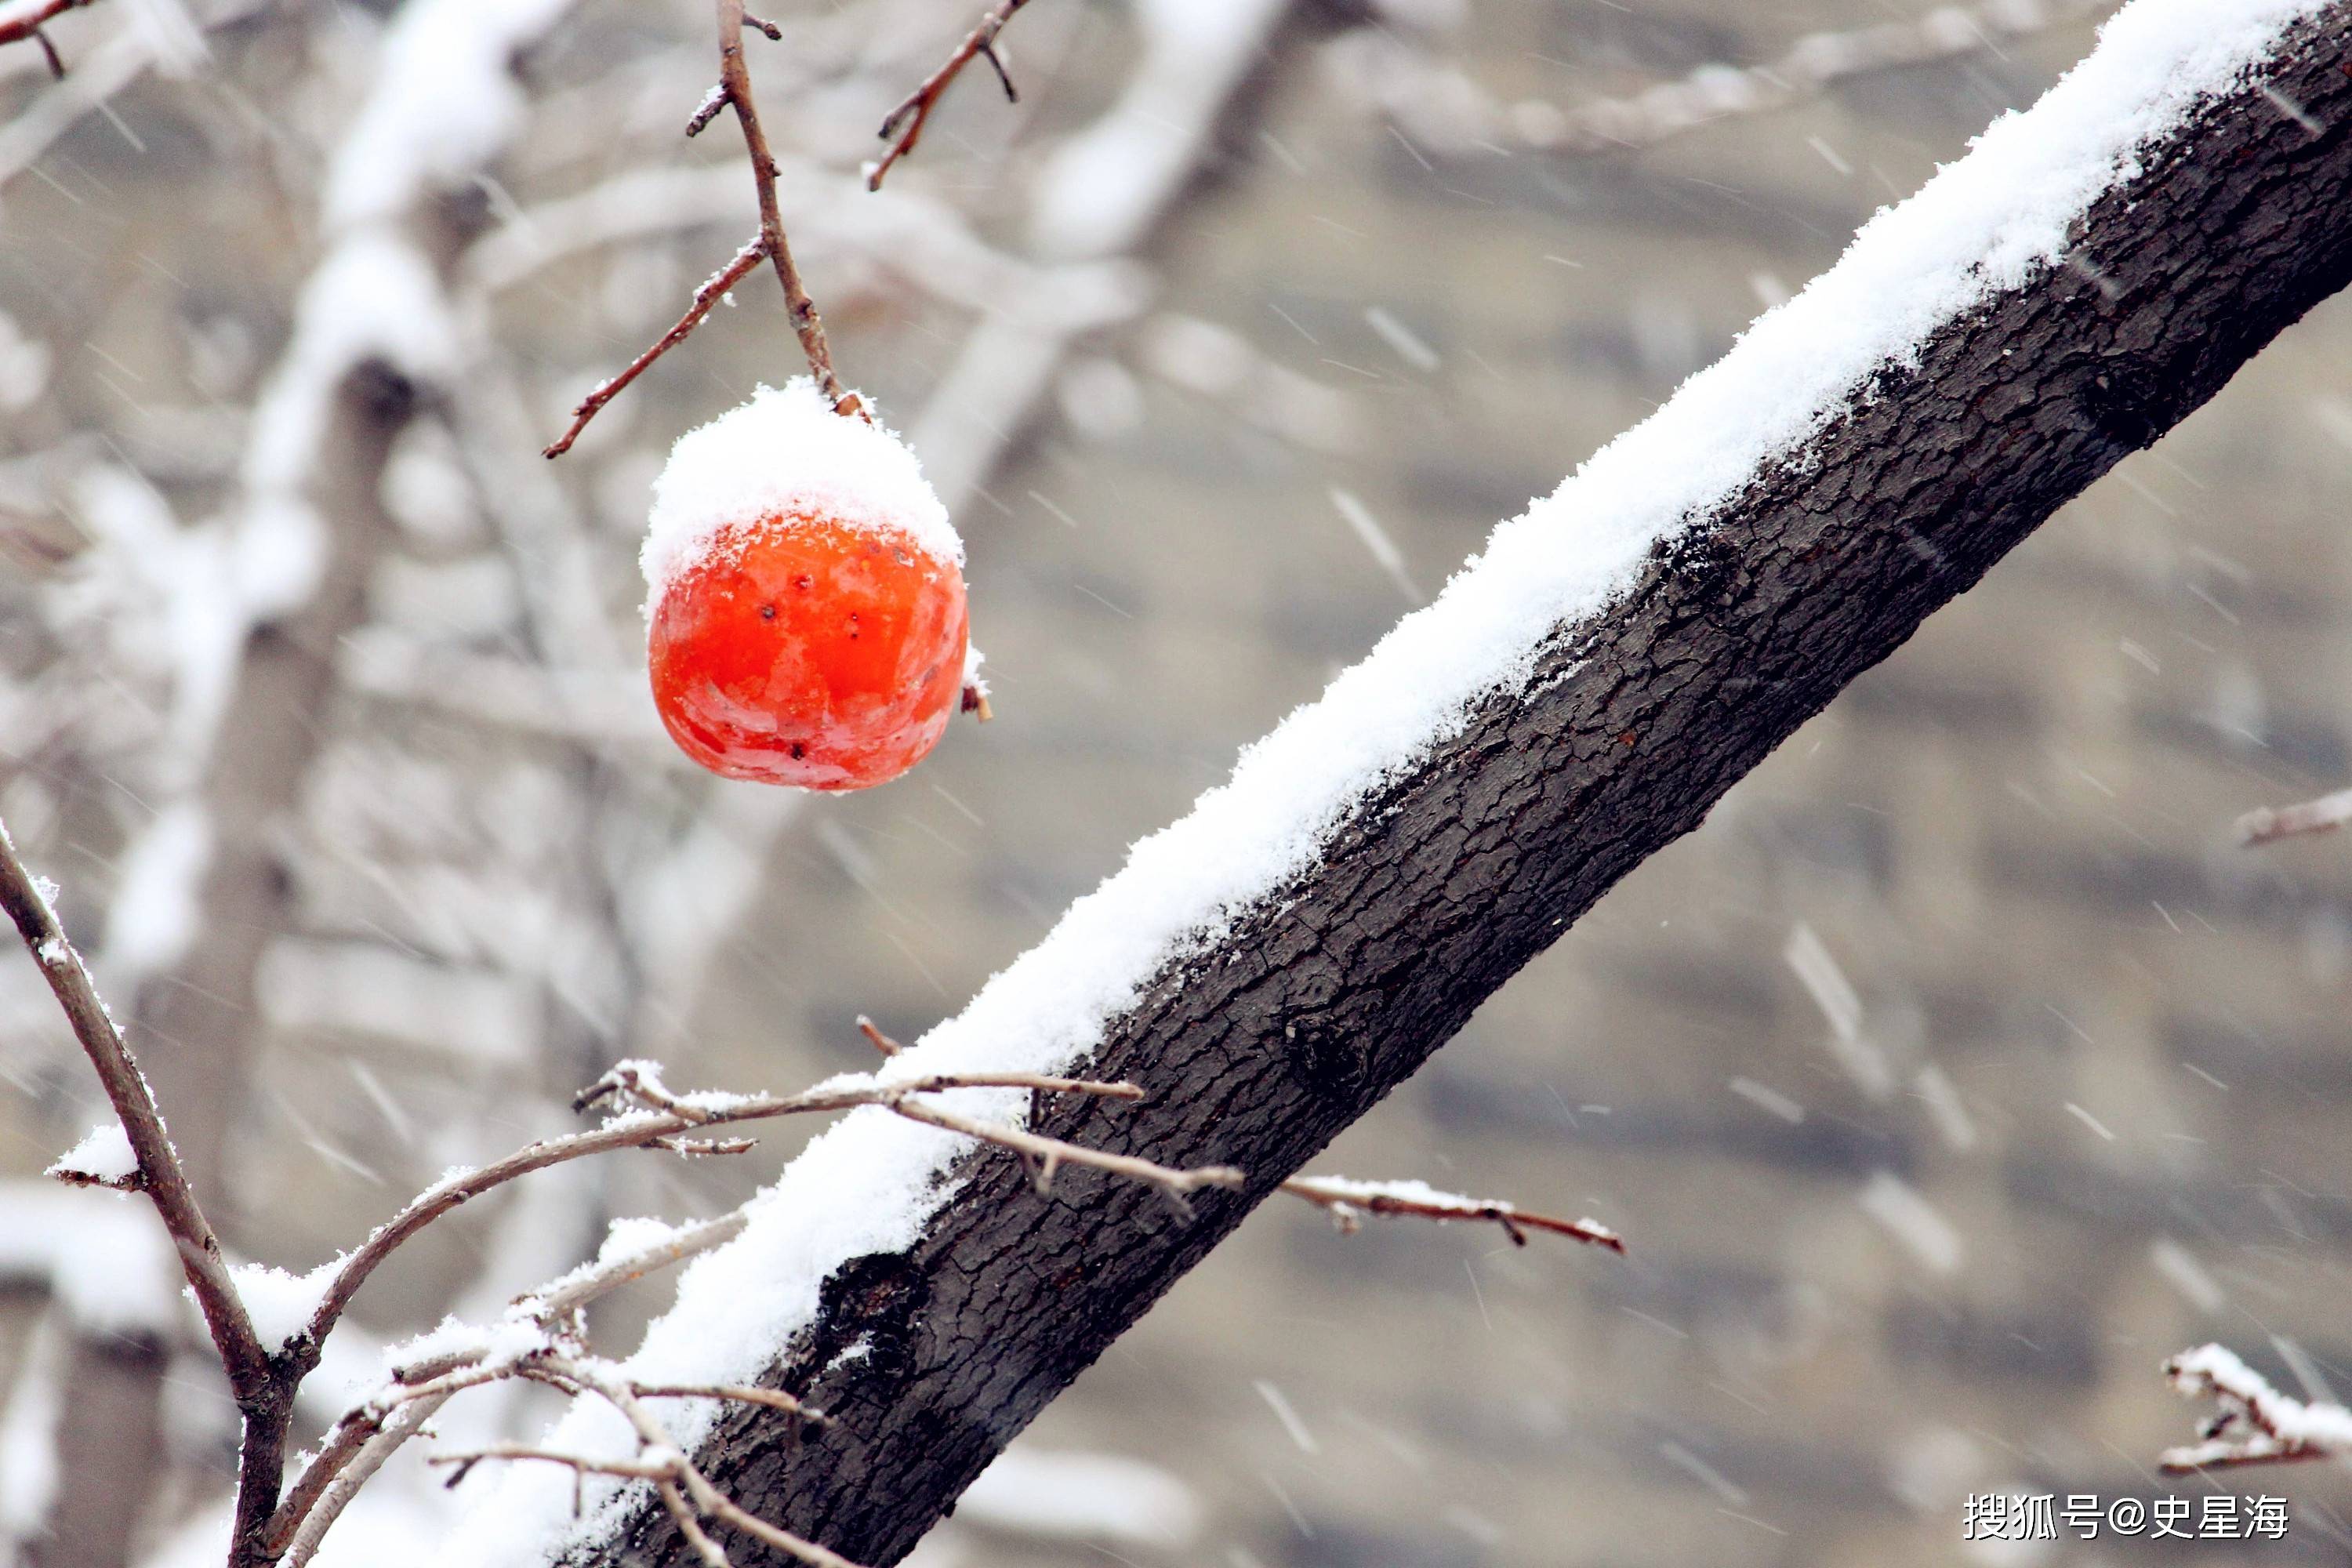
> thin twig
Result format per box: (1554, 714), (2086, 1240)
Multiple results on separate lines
(544, 0), (864, 456)
(275, 1393), (454, 1568)
(2237, 786), (2352, 846)
(869, 0), (1031, 191)
(544, 236), (766, 458)
(1281, 1175), (1625, 1252)
(568, 1360), (865, 1568)
(0, 816), (271, 1394)
(301, 1059), (1185, 1353)
(634, 1382), (831, 1424)
(0, 0), (96, 77)
(2161, 1344), (2352, 1472)
(891, 1095), (1242, 1214)
(716, 0), (862, 418)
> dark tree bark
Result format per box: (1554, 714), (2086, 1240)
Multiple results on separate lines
(575, 13), (2352, 1565)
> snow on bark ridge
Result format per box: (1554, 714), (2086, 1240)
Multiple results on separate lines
(438, 2), (2331, 1560)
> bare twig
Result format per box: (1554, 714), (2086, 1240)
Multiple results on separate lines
(544, 236), (766, 458)
(0, 818), (271, 1390)
(275, 1392), (455, 1568)
(1281, 1174), (1624, 1251)
(716, 0), (859, 417)
(2161, 1344), (2352, 1472)
(869, 0), (1031, 191)
(0, 0), (96, 77)
(545, 0), (864, 458)
(2237, 786), (2352, 845)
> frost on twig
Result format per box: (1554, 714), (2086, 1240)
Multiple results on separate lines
(2161, 1344), (2352, 1472)
(2235, 786), (2352, 845)
(1281, 1174), (1624, 1251)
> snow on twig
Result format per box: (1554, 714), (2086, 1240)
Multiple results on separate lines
(2162, 1343), (2352, 1471)
(1281, 1174), (1623, 1250)
(866, 0), (1031, 191)
(1333, 0), (2121, 162)
(2236, 786), (2352, 844)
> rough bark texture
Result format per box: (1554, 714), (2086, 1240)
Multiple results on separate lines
(578, 16), (2352, 1565)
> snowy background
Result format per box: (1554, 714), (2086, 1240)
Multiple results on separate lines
(3, 0), (2351, 1565)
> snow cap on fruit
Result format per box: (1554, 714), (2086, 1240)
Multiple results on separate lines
(641, 378), (960, 615)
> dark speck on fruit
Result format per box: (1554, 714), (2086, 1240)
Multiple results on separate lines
(760, 604), (777, 620)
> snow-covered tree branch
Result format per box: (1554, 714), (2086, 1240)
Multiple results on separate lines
(419, 5), (2350, 1565)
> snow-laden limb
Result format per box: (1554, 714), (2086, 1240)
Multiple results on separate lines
(2162, 1344), (2352, 1471)
(1281, 1174), (1622, 1250)
(2236, 785), (2352, 844)
(445, 5), (2341, 1563)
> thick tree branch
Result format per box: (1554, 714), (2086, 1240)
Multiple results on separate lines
(545, 12), (2352, 1565)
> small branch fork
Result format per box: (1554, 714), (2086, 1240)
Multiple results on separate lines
(2160, 1345), (2352, 1473)
(0, 0), (97, 78)
(866, 0), (1031, 192)
(543, 238), (766, 459)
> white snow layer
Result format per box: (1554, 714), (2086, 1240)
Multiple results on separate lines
(444, 3), (2325, 1561)
(229, 1258), (339, 1352)
(640, 380), (963, 610)
(47, 1121), (138, 1184)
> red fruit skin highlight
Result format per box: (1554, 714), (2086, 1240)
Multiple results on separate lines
(648, 512), (968, 789)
